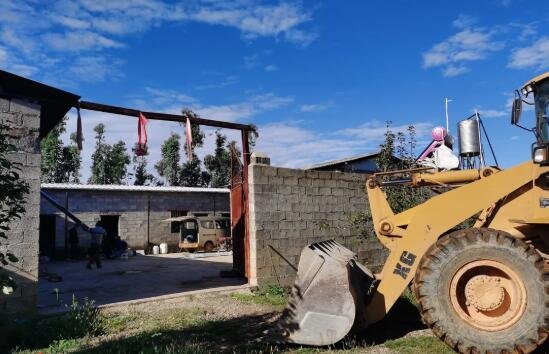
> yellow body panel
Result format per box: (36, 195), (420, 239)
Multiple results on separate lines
(364, 161), (547, 324)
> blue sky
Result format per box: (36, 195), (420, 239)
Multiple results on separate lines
(1, 0), (548, 182)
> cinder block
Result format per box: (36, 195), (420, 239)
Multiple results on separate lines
(6, 152), (26, 165)
(278, 168), (305, 178)
(283, 176), (298, 186)
(26, 153), (41, 167)
(22, 115), (40, 129)
(305, 170), (319, 179)
(0, 97), (9, 112)
(298, 178), (312, 187)
(269, 176), (283, 185)
(0, 112), (21, 125)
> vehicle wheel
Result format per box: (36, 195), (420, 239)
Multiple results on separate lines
(413, 228), (549, 354)
(204, 241), (214, 253)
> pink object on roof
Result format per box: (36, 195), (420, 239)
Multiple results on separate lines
(432, 126), (446, 141)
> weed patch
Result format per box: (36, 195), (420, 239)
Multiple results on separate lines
(231, 285), (287, 307)
(0, 297), (103, 353)
(384, 336), (454, 354)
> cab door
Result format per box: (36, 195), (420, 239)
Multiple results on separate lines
(198, 220), (216, 246)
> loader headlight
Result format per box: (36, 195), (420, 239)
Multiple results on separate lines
(522, 84), (534, 97)
(533, 145), (548, 164)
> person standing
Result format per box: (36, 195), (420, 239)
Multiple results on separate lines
(87, 221), (106, 269)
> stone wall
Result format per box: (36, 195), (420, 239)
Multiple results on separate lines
(0, 98), (41, 314)
(40, 188), (230, 252)
(248, 164), (388, 286)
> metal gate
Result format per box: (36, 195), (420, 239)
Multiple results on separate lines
(230, 147), (248, 278)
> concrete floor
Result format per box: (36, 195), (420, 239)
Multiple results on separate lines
(37, 252), (246, 313)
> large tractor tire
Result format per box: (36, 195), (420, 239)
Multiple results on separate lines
(413, 228), (549, 353)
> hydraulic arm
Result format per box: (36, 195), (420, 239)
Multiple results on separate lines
(364, 162), (534, 323)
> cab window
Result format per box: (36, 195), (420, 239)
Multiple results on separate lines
(200, 221), (214, 229)
(215, 220), (229, 229)
(184, 221), (197, 230)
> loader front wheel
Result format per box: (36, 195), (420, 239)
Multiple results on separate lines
(414, 228), (549, 354)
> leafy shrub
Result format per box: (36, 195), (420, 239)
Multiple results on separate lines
(0, 296), (104, 352)
(0, 124), (30, 293)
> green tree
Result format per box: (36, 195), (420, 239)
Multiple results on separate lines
(89, 124), (130, 185)
(376, 121), (430, 213)
(89, 124), (109, 184)
(0, 125), (29, 294)
(179, 111), (209, 187)
(40, 119), (81, 183)
(109, 141), (131, 184)
(155, 133), (181, 186)
(179, 157), (210, 187)
(132, 143), (154, 186)
(204, 130), (231, 187)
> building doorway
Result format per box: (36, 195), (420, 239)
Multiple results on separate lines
(100, 215), (119, 255)
(39, 214), (56, 259)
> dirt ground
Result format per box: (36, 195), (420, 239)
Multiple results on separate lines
(9, 287), (549, 353)
(37, 252), (246, 314)
(79, 290), (443, 354)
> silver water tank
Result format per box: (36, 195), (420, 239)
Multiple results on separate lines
(457, 118), (481, 156)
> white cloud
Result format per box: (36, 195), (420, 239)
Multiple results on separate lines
(195, 75), (238, 90)
(265, 64), (278, 72)
(144, 87), (196, 106)
(255, 121), (366, 168)
(508, 37), (549, 69)
(475, 108), (507, 118)
(42, 31), (124, 52)
(452, 14), (477, 29)
(188, 2), (315, 45)
(0, 28), (35, 54)
(0, 44), (39, 77)
(194, 93), (294, 122)
(244, 54), (260, 69)
(300, 104), (327, 112)
(255, 120), (433, 168)
(50, 15), (91, 30)
(423, 16), (504, 77)
(0, 0), (316, 82)
(337, 121), (433, 141)
(443, 65), (470, 77)
(68, 56), (124, 82)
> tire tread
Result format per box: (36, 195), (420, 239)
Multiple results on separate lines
(414, 228), (549, 354)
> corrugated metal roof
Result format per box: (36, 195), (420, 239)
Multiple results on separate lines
(41, 183), (229, 193)
(305, 151), (381, 170)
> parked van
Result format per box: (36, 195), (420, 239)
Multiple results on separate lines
(163, 215), (231, 252)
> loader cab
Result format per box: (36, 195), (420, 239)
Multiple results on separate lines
(512, 72), (549, 164)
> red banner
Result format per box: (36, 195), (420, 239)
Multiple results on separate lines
(185, 117), (193, 160)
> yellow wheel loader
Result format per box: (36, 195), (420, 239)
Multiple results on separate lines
(279, 73), (549, 353)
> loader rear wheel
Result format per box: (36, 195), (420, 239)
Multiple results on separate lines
(414, 228), (549, 354)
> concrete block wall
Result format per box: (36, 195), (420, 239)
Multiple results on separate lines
(0, 98), (41, 314)
(248, 164), (388, 287)
(40, 189), (230, 251)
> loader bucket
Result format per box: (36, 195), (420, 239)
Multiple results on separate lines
(277, 240), (375, 346)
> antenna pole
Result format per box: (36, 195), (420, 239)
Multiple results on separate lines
(445, 97), (452, 132)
